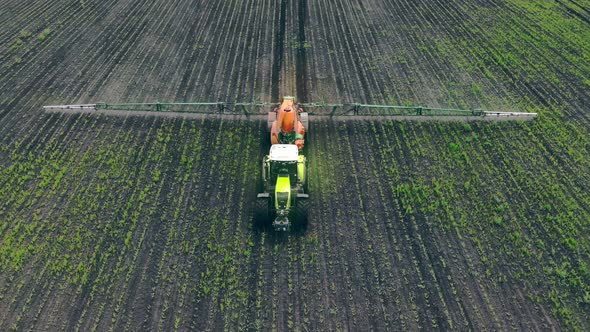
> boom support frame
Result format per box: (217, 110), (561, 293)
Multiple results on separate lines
(44, 101), (538, 120)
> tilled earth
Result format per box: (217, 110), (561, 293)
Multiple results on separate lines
(0, 0), (589, 330)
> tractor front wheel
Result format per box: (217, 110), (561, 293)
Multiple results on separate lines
(293, 198), (309, 229)
(254, 198), (270, 228)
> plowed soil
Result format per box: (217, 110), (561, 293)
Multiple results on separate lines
(1, 0), (589, 330)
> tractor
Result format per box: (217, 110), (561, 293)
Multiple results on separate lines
(255, 144), (308, 231)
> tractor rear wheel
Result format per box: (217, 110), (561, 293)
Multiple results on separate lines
(300, 112), (309, 131)
(267, 112), (276, 132)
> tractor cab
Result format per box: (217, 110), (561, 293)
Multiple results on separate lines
(256, 144), (309, 231)
(263, 145), (306, 191)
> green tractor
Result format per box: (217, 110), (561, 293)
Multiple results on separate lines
(255, 144), (309, 231)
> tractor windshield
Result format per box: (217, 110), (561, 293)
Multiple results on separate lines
(271, 161), (296, 176)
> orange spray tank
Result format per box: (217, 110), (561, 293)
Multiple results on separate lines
(270, 97), (306, 149)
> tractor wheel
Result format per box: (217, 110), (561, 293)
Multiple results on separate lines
(260, 125), (270, 156)
(254, 198), (270, 228)
(293, 198), (309, 229)
(259, 157), (267, 192)
(267, 112), (276, 132)
(300, 112), (309, 132)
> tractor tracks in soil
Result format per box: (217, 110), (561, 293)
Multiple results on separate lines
(295, 0), (309, 103)
(271, 0), (287, 102)
(271, 0), (309, 103)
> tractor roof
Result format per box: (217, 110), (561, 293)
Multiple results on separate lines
(269, 144), (298, 161)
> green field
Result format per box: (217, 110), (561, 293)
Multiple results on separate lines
(0, 0), (589, 330)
